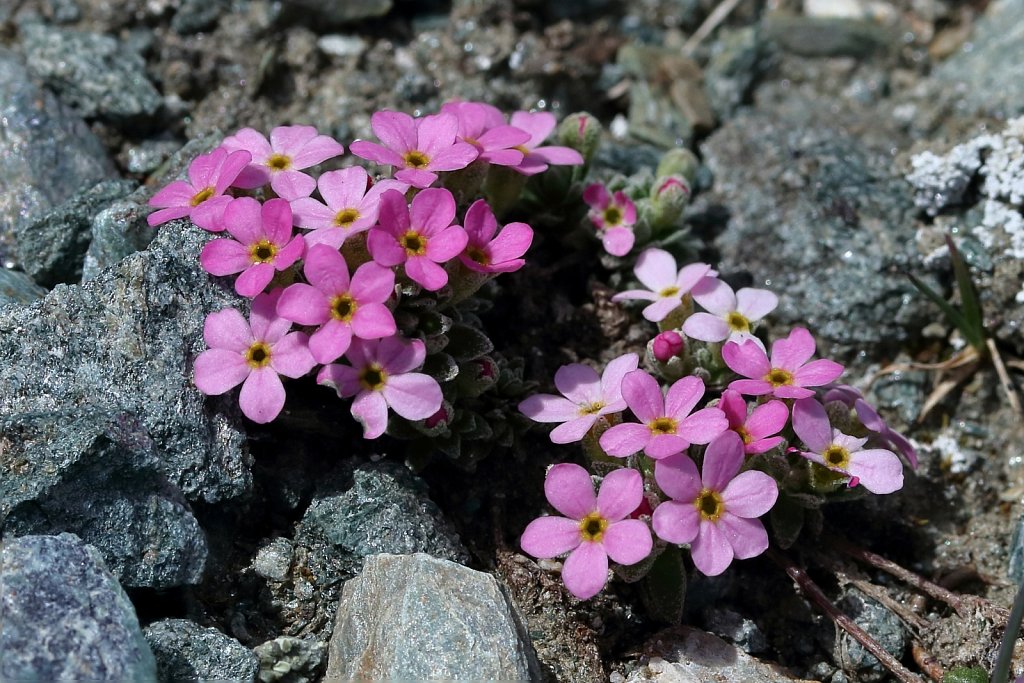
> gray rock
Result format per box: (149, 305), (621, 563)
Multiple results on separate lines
(21, 22), (162, 122)
(705, 27), (769, 120)
(763, 14), (896, 58)
(702, 607), (769, 654)
(0, 269), (47, 306)
(45, 0), (81, 23)
(0, 533), (156, 682)
(171, 0), (227, 34)
(254, 636), (325, 683)
(144, 619), (259, 683)
(0, 221), (251, 504)
(326, 553), (541, 681)
(81, 193), (155, 281)
(120, 140), (184, 175)
(0, 48), (117, 269)
(0, 410), (207, 589)
(254, 537), (293, 582)
(1009, 512), (1024, 582)
(832, 589), (907, 679)
(14, 179), (136, 287)
(281, 0), (392, 26)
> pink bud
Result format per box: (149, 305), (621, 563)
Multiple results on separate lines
(425, 405), (451, 429)
(653, 331), (684, 362)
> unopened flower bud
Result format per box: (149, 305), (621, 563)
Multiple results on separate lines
(652, 330), (685, 362)
(557, 111), (602, 164)
(656, 148), (700, 184)
(648, 176), (691, 231)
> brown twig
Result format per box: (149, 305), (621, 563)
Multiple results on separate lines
(988, 337), (1023, 416)
(682, 0), (746, 56)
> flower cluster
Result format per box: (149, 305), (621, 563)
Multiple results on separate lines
(149, 105), (582, 431)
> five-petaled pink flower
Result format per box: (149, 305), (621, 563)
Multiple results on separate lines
(652, 431), (778, 576)
(822, 384), (918, 468)
(276, 244), (396, 364)
(583, 184), (637, 257)
(458, 199), (533, 274)
(349, 111), (479, 189)
(147, 147), (251, 230)
(722, 327), (844, 399)
(221, 125), (345, 199)
(612, 249), (713, 323)
(683, 278), (778, 348)
(441, 101), (531, 167)
(194, 290), (317, 424)
(520, 464), (653, 600)
(368, 188), (468, 291)
(200, 197), (306, 298)
(599, 370), (728, 460)
(719, 389), (789, 455)
(290, 166), (408, 249)
(792, 398), (904, 494)
(317, 336), (443, 439)
(518, 353), (639, 444)
(507, 111), (585, 175)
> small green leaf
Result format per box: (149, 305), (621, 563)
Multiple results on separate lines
(638, 545), (687, 625)
(942, 666), (989, 683)
(945, 234), (987, 351)
(770, 494), (805, 550)
(444, 323), (494, 362)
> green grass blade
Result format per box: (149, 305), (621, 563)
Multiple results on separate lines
(907, 272), (971, 336)
(944, 234), (987, 350)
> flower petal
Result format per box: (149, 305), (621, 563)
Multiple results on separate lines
(664, 376), (705, 421)
(519, 394), (579, 423)
(410, 188), (457, 235)
(735, 287), (778, 321)
(239, 368), (286, 424)
(317, 363), (361, 398)
(645, 434), (689, 460)
(791, 398), (832, 453)
(620, 369), (664, 423)
(793, 359), (845, 388)
(633, 248), (677, 291)
(371, 110), (417, 153)
(405, 256), (448, 291)
(727, 379), (773, 396)
(304, 243), (351, 294)
(350, 262), (396, 303)
(654, 453), (701, 502)
(549, 415), (599, 444)
(848, 449), (904, 494)
(700, 432), (745, 491)
(600, 353), (639, 405)
(598, 422), (651, 457)
(722, 470), (778, 518)
(602, 519), (653, 566)
(651, 499), (699, 544)
(676, 407), (729, 445)
(691, 521), (734, 576)
(545, 463), (597, 519)
(562, 541), (609, 600)
(351, 389), (390, 439)
(203, 308), (253, 352)
(682, 313), (730, 343)
(221, 197), (265, 245)
(596, 468), (643, 522)
(382, 372), (443, 421)
(193, 348), (249, 395)
(269, 331), (316, 378)
(770, 327), (817, 371)
(376, 335), (425, 374)
(200, 238), (251, 276)
(348, 140), (405, 167)
(350, 303), (396, 340)
(554, 363), (601, 405)
(235, 263), (275, 297)
(717, 513), (769, 560)
(691, 277), (735, 315)
(521, 516), (582, 559)
(745, 400), (790, 439)
(309, 320), (353, 364)
(424, 226), (469, 262)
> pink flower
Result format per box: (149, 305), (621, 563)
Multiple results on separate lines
(290, 166), (408, 249)
(193, 291), (316, 424)
(652, 330), (685, 362)
(221, 125), (345, 199)
(652, 431), (779, 576)
(200, 198), (306, 297)
(458, 199), (533, 274)
(507, 111), (584, 176)
(612, 249), (713, 322)
(518, 353), (639, 444)
(440, 101), (531, 167)
(349, 111), (479, 189)
(683, 278), (778, 348)
(147, 147), (251, 230)
(792, 398), (904, 494)
(317, 336), (443, 439)
(583, 184), (636, 257)
(599, 370), (728, 460)
(822, 384), (918, 468)
(719, 389), (788, 455)
(722, 327), (844, 399)
(276, 244), (396, 364)
(520, 464), (653, 600)
(368, 188), (468, 291)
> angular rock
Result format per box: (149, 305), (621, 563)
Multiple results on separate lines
(0, 534), (156, 682)
(254, 636), (326, 683)
(171, 0), (227, 34)
(21, 22), (162, 122)
(281, 0), (393, 26)
(833, 589), (907, 679)
(144, 619), (259, 683)
(0, 410), (207, 589)
(0, 269), (47, 306)
(763, 14), (896, 58)
(705, 27), (768, 120)
(327, 553), (541, 681)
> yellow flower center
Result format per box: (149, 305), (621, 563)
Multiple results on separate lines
(602, 206), (623, 226)
(466, 246), (490, 266)
(266, 154), (292, 171)
(658, 286), (680, 298)
(190, 187), (215, 206)
(648, 417), (678, 435)
(330, 294), (357, 322)
(823, 444), (851, 470)
(400, 230), (427, 256)
(403, 150), (431, 169)
(250, 240), (277, 263)
(736, 426), (752, 445)
(359, 363), (388, 391)
(578, 401), (605, 416)
(727, 311), (751, 333)
(578, 512), (609, 542)
(245, 342), (272, 368)
(764, 368), (793, 388)
(695, 488), (725, 522)
(513, 144), (531, 155)
(334, 208), (361, 228)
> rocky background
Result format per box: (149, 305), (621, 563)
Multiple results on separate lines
(1, 0), (1024, 681)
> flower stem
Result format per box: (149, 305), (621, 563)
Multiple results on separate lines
(991, 570), (1024, 683)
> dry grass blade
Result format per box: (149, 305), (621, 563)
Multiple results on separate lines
(916, 360), (979, 424)
(988, 338), (1023, 415)
(682, 0), (746, 56)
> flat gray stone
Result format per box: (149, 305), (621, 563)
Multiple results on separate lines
(281, 0), (392, 26)
(144, 619), (259, 683)
(0, 269), (47, 306)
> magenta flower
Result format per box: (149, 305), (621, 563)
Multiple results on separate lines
(290, 166), (408, 249)
(221, 125), (345, 199)
(507, 111), (584, 176)
(722, 327), (844, 399)
(520, 464), (653, 600)
(317, 336), (443, 439)
(276, 244), (396, 364)
(458, 199), (533, 274)
(349, 111), (479, 189)
(200, 198), (306, 297)
(652, 431), (778, 576)
(612, 249), (713, 323)
(583, 184), (637, 257)
(822, 384), (918, 468)
(683, 278), (778, 348)
(652, 330), (685, 362)
(518, 353), (639, 444)
(719, 389), (788, 455)
(440, 101), (531, 167)
(147, 147), (251, 230)
(193, 291), (316, 424)
(599, 370), (728, 460)
(368, 188), (468, 291)
(792, 398), (904, 494)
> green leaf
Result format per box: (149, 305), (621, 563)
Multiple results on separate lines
(444, 323), (494, 362)
(907, 272), (971, 337)
(942, 666), (989, 683)
(638, 545), (687, 625)
(770, 494), (805, 550)
(945, 234), (987, 350)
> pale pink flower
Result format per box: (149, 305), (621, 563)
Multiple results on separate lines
(822, 384), (918, 468)
(199, 198), (305, 298)
(518, 353), (639, 444)
(507, 111), (584, 176)
(193, 291), (316, 424)
(722, 327), (844, 399)
(599, 370), (728, 460)
(612, 249), (713, 322)
(719, 389), (788, 455)
(147, 147), (251, 230)
(792, 398), (904, 494)
(349, 111), (479, 188)
(683, 278), (778, 348)
(458, 199), (533, 274)
(276, 244), (396, 364)
(290, 166), (408, 249)
(521, 464), (653, 600)
(367, 188), (468, 291)
(440, 101), (531, 167)
(221, 125), (344, 199)
(652, 431), (778, 576)
(317, 336), (443, 439)
(652, 330), (685, 362)
(583, 184), (636, 257)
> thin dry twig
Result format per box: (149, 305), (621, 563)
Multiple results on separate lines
(988, 337), (1023, 415)
(682, 0), (745, 56)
